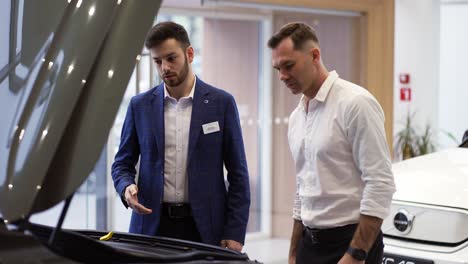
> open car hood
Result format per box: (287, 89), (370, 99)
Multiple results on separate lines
(0, 0), (161, 222)
(0, 2), (260, 262)
(392, 147), (468, 208)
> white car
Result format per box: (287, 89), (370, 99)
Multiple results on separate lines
(382, 140), (468, 264)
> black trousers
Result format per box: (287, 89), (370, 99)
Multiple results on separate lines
(296, 224), (384, 264)
(155, 205), (202, 243)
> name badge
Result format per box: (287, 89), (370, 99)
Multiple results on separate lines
(202, 121), (220, 134)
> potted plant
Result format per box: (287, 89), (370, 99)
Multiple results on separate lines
(394, 111), (440, 160)
(415, 124), (436, 156)
(395, 111), (418, 160)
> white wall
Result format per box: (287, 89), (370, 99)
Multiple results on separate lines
(394, 0), (440, 151)
(439, 3), (468, 148)
(394, 0), (468, 151)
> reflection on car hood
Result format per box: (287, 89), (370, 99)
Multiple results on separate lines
(392, 147), (468, 208)
(0, 0), (161, 222)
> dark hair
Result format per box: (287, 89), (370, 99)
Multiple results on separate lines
(144, 21), (191, 49)
(267, 22), (319, 50)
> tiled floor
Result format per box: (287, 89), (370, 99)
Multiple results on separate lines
(243, 238), (290, 264)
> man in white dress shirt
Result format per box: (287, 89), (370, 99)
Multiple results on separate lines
(268, 22), (396, 264)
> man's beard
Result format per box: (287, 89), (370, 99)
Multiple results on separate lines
(164, 54), (189, 87)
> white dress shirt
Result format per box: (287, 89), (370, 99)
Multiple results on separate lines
(163, 76), (196, 203)
(288, 71), (396, 228)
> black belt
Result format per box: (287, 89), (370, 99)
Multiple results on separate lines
(304, 224), (358, 244)
(161, 203), (192, 219)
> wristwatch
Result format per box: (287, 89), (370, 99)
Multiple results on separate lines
(347, 246), (367, 261)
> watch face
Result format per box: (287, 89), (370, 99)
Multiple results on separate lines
(355, 249), (366, 260)
(348, 247), (367, 261)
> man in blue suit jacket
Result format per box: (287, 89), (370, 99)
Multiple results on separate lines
(111, 21), (250, 251)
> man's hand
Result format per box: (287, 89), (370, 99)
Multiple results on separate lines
(337, 252), (364, 264)
(338, 214), (382, 264)
(125, 184), (152, 214)
(220, 240), (243, 252)
(288, 220), (303, 264)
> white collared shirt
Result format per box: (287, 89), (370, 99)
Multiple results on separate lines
(288, 71), (396, 228)
(163, 76), (196, 203)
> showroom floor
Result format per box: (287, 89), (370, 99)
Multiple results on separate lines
(243, 238), (289, 264)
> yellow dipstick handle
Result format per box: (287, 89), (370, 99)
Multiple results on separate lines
(99, 231), (114, 241)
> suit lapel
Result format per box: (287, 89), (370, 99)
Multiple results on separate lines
(150, 84), (165, 156)
(187, 79), (210, 165)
